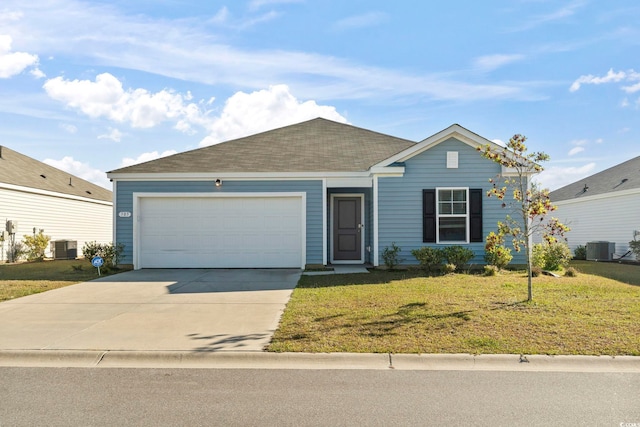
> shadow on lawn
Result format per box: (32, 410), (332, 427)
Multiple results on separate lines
(360, 303), (475, 337)
(298, 270), (430, 288)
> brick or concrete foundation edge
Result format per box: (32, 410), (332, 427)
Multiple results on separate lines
(0, 351), (638, 372)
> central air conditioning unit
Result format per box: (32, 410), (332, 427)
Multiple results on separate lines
(52, 240), (78, 260)
(586, 241), (615, 261)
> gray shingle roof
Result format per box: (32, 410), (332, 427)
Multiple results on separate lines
(550, 155), (640, 202)
(108, 118), (416, 174)
(0, 146), (112, 203)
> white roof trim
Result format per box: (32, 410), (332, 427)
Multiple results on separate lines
(108, 169), (405, 181)
(553, 187), (640, 205)
(0, 182), (112, 206)
(373, 124), (498, 168)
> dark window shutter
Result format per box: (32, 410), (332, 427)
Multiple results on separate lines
(469, 188), (483, 242)
(423, 189), (436, 242)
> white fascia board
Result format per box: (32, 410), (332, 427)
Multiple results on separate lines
(554, 187), (640, 205)
(372, 124), (496, 168)
(107, 171), (374, 181)
(0, 182), (112, 206)
(368, 166), (405, 176)
(326, 177), (373, 188)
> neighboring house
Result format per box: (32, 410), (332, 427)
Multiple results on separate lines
(549, 155), (640, 259)
(0, 146), (112, 261)
(107, 118), (526, 269)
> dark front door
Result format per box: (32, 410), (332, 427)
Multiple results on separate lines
(333, 196), (362, 261)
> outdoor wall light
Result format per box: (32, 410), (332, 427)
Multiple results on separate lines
(215, 179), (222, 187)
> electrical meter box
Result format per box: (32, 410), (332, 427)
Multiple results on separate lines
(5, 220), (17, 234)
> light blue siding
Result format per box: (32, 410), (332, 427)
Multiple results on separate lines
(115, 180), (324, 265)
(378, 137), (526, 265)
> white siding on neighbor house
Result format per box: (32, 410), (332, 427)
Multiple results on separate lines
(0, 186), (112, 260)
(553, 189), (640, 258)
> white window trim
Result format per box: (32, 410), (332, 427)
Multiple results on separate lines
(435, 187), (469, 244)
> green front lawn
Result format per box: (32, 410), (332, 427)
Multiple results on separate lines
(0, 259), (130, 302)
(269, 261), (640, 355)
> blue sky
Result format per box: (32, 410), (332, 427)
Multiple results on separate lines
(1, 0), (639, 190)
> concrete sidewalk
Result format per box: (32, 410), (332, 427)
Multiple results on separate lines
(0, 269), (300, 352)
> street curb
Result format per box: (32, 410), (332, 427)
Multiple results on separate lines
(1, 350), (639, 372)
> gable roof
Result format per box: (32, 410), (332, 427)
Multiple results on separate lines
(0, 146), (112, 203)
(373, 123), (499, 167)
(550, 155), (640, 202)
(108, 118), (416, 175)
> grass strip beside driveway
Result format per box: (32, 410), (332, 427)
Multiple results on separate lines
(269, 262), (640, 355)
(0, 259), (129, 302)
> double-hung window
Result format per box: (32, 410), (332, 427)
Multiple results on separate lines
(423, 188), (483, 243)
(437, 188), (468, 242)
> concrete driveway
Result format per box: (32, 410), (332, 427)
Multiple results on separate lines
(0, 269), (300, 352)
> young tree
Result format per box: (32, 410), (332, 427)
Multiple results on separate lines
(477, 134), (569, 301)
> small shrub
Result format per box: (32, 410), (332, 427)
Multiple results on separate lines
(564, 267), (578, 277)
(82, 241), (126, 267)
(411, 247), (444, 273)
(6, 242), (26, 263)
(629, 239), (640, 261)
(381, 242), (403, 270)
(530, 266), (542, 277)
(573, 245), (587, 260)
(442, 263), (456, 274)
(531, 243), (546, 269)
(485, 246), (513, 270)
(442, 246), (474, 271)
(483, 265), (498, 276)
(484, 230), (512, 270)
(22, 230), (51, 261)
(543, 241), (572, 270)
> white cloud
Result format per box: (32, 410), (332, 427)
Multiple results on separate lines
(595, 138), (603, 144)
(97, 128), (123, 142)
(30, 67), (45, 78)
(569, 68), (626, 92)
(570, 68), (640, 93)
(43, 156), (111, 189)
(43, 73), (208, 130)
(622, 82), (640, 94)
(0, 34), (39, 78)
(509, 0), (586, 32)
(207, 6), (280, 30)
(570, 139), (588, 146)
(249, 0), (302, 11)
(59, 123), (77, 134)
(473, 54), (525, 72)
(199, 84), (347, 146)
(333, 12), (387, 31)
(535, 162), (596, 191)
(1, 0), (533, 103)
(568, 146), (584, 156)
(120, 150), (177, 168)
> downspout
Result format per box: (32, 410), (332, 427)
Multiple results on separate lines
(373, 175), (379, 267)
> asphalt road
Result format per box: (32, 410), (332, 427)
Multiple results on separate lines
(1, 367), (638, 426)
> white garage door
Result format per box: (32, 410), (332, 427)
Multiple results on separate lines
(137, 194), (304, 268)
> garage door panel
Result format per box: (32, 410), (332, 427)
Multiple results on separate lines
(138, 196), (303, 268)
